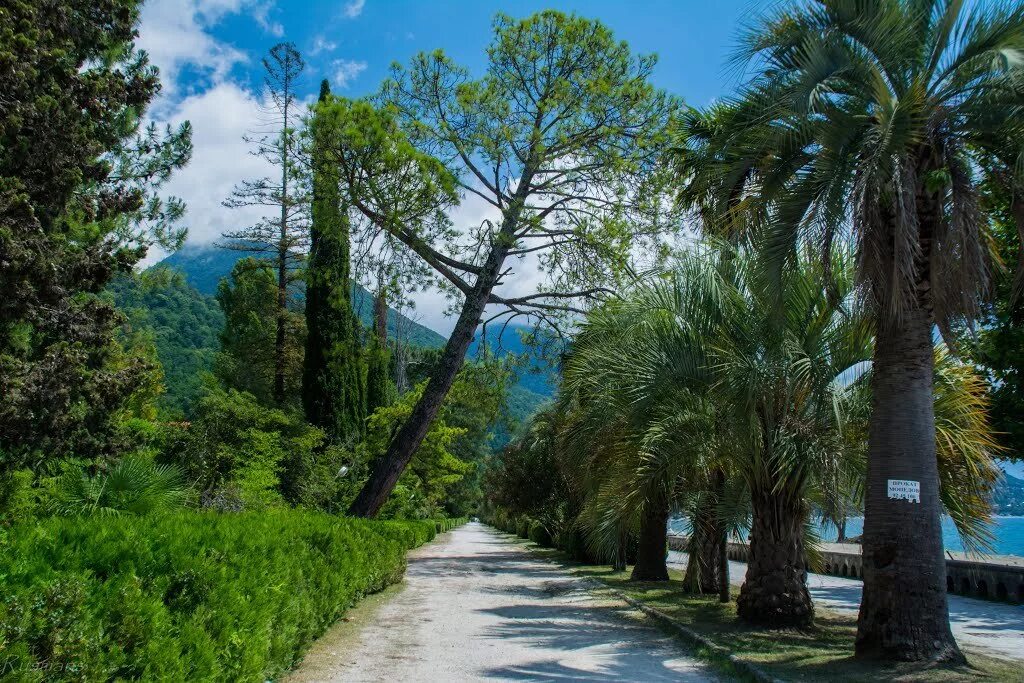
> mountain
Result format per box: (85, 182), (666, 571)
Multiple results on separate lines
(469, 323), (558, 397)
(159, 244), (446, 349)
(468, 323), (559, 444)
(146, 244), (556, 432)
(108, 270), (223, 416)
(993, 472), (1024, 516)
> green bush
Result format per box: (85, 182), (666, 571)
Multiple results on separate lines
(0, 510), (454, 681)
(516, 516), (531, 539)
(528, 520), (552, 547)
(50, 456), (188, 517)
(431, 517), (468, 534)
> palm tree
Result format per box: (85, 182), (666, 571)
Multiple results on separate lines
(562, 243), (870, 624)
(688, 0), (1024, 660)
(51, 456), (189, 517)
(708, 247), (870, 626)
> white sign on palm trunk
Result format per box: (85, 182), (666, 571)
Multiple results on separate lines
(887, 479), (920, 503)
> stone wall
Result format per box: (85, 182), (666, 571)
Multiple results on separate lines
(667, 533), (1024, 604)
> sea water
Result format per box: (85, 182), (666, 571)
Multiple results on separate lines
(669, 516), (1024, 557)
(819, 516), (1024, 557)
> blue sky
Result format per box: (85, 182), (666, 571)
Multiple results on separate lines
(149, 0), (755, 108)
(138, 0), (757, 330)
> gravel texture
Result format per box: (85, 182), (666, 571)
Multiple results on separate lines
(288, 522), (719, 682)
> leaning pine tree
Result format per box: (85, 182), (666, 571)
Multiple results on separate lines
(302, 80), (365, 442)
(317, 11), (679, 517)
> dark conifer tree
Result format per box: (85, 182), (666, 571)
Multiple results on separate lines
(302, 80), (365, 442)
(365, 286), (393, 416)
(0, 0), (191, 477)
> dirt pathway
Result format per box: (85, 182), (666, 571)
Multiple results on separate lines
(288, 522), (720, 682)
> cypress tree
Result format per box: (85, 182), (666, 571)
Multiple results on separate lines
(302, 80), (365, 442)
(365, 287), (394, 416)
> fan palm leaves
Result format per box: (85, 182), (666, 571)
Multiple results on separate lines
(560, 241), (870, 622)
(51, 457), (189, 517)
(677, 0), (1024, 661)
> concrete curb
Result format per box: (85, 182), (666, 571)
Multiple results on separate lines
(581, 578), (785, 683)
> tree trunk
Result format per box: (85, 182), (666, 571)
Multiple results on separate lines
(736, 489), (813, 627)
(347, 186), (532, 517)
(718, 527), (730, 603)
(855, 151), (963, 663)
(836, 516), (847, 544)
(613, 538), (627, 572)
(373, 288), (388, 343)
(273, 88), (290, 406)
(631, 492), (670, 582)
(274, 244), (287, 405)
(855, 301), (962, 662)
(683, 481), (726, 594)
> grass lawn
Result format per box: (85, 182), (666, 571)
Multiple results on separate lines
(516, 538), (1017, 682)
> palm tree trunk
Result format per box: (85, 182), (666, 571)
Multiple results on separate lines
(718, 528), (730, 603)
(613, 535), (627, 572)
(684, 479), (726, 594)
(855, 299), (963, 662)
(736, 489), (813, 627)
(631, 492), (670, 581)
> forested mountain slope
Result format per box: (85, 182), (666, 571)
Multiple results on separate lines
(115, 245), (556, 426)
(160, 244), (446, 349)
(108, 271), (223, 416)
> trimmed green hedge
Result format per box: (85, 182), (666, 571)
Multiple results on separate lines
(0, 511), (465, 681)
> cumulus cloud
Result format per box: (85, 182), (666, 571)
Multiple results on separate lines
(137, 0), (257, 102)
(343, 0), (366, 18)
(332, 59), (368, 88)
(151, 83), (275, 254)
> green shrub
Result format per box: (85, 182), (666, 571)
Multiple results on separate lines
(516, 516), (531, 539)
(431, 517), (468, 534)
(0, 510), (447, 681)
(49, 456), (188, 517)
(528, 520), (552, 547)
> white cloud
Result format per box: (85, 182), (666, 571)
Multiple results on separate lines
(154, 83), (275, 251)
(310, 35), (337, 55)
(343, 0), (366, 18)
(252, 1), (284, 37)
(138, 0), (257, 103)
(332, 59), (368, 88)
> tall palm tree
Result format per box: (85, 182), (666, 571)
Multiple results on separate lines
(688, 0), (1024, 661)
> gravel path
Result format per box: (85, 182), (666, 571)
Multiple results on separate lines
(289, 522), (720, 682)
(666, 550), (1024, 661)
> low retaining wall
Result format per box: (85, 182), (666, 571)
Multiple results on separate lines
(667, 533), (1024, 605)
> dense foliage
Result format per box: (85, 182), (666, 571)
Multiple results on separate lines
(0, 0), (191, 476)
(215, 259), (306, 407)
(303, 79), (366, 443)
(108, 270), (223, 416)
(0, 511), (465, 681)
(970, 181), (1024, 461)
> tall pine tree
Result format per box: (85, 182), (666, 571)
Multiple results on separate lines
(222, 43), (308, 405)
(302, 80), (365, 442)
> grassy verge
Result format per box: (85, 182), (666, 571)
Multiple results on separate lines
(500, 530), (1016, 683)
(0, 511), (466, 682)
